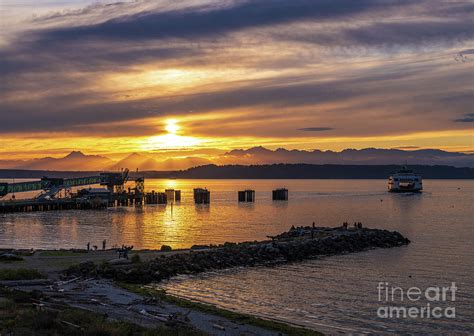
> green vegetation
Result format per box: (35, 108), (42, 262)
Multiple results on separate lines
(0, 288), (205, 336)
(131, 254), (141, 264)
(12, 250), (36, 257)
(0, 268), (45, 280)
(0, 257), (24, 264)
(121, 283), (322, 336)
(0, 251), (27, 263)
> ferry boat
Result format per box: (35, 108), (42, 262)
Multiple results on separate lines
(388, 166), (423, 192)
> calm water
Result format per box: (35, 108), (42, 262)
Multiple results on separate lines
(1, 179), (473, 334)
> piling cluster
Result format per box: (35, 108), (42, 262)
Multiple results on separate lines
(238, 190), (255, 202)
(144, 189), (181, 205)
(1, 183), (294, 212)
(272, 188), (288, 201)
(193, 188), (210, 204)
(64, 226), (410, 284)
(145, 191), (167, 204)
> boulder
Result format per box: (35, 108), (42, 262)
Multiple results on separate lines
(0, 253), (23, 261)
(109, 258), (132, 265)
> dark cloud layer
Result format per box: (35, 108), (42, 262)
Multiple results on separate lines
(1, 64), (472, 137)
(37, 0), (404, 42)
(3, 0), (461, 78)
(298, 127), (334, 132)
(344, 20), (473, 46)
(455, 113), (474, 123)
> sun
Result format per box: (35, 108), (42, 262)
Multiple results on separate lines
(165, 119), (180, 134)
(141, 118), (203, 150)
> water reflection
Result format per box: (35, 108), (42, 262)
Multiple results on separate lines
(157, 180), (473, 335)
(0, 179), (472, 251)
(1, 179), (472, 334)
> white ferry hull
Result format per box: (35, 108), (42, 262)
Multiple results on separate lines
(388, 184), (423, 193)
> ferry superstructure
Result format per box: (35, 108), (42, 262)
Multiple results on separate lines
(388, 166), (423, 192)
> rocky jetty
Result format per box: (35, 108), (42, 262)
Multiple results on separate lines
(64, 226), (410, 284)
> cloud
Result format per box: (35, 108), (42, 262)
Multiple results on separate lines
(455, 49), (474, 62)
(0, 0), (473, 148)
(283, 20), (474, 50)
(298, 127), (334, 132)
(392, 146), (420, 149)
(455, 113), (474, 123)
(2, 0), (472, 80)
(344, 20), (473, 47)
(0, 56), (473, 139)
(3, 0), (460, 78)
(34, 0), (406, 42)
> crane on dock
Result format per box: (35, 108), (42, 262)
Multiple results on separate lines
(0, 169), (130, 199)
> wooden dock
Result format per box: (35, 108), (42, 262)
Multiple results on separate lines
(0, 198), (106, 213)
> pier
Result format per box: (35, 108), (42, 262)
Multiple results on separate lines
(0, 198), (106, 213)
(0, 169), (148, 213)
(0, 174), (294, 212)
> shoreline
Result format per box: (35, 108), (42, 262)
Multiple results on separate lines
(1, 163), (473, 180)
(0, 226), (410, 335)
(0, 255), (321, 335)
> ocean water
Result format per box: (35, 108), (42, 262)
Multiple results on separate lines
(1, 179), (473, 334)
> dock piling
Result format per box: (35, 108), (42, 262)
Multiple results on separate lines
(238, 189), (255, 202)
(194, 188), (210, 204)
(272, 188), (288, 201)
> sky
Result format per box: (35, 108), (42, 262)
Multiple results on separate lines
(0, 0), (473, 162)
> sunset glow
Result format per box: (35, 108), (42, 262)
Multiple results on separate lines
(165, 119), (180, 135)
(0, 0), (473, 169)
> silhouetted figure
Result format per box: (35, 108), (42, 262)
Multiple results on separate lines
(93, 245), (98, 251)
(311, 222), (315, 239)
(118, 245), (134, 259)
(87, 242), (90, 251)
(102, 239), (106, 250)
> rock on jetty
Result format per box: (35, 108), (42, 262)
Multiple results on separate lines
(64, 226), (410, 284)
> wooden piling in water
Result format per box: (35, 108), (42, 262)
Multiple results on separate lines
(165, 189), (175, 202)
(194, 188), (210, 204)
(238, 190), (255, 202)
(272, 188), (288, 201)
(145, 191), (167, 204)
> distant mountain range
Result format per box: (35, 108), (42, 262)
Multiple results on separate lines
(0, 147), (472, 172)
(0, 151), (114, 171)
(0, 151), (211, 171)
(220, 147), (474, 167)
